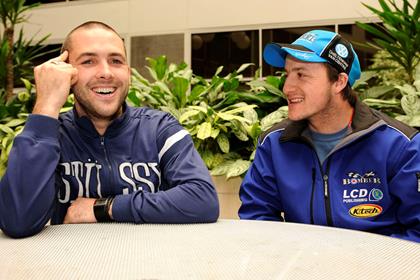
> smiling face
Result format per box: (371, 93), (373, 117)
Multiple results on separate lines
(67, 27), (130, 126)
(283, 56), (338, 124)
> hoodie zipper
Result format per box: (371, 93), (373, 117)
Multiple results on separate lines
(100, 136), (113, 196)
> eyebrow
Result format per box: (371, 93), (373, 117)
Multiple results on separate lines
(75, 52), (126, 61)
(285, 66), (308, 73)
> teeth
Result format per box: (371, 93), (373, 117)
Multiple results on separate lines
(289, 98), (303, 103)
(93, 88), (115, 94)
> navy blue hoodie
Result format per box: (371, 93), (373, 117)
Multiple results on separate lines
(0, 105), (219, 238)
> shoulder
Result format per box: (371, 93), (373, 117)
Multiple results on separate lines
(129, 106), (175, 121)
(259, 119), (291, 145)
(371, 109), (418, 141)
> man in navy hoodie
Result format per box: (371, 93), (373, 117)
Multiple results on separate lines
(0, 21), (219, 238)
(239, 30), (420, 242)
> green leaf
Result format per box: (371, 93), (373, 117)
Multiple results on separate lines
(236, 63), (254, 74)
(216, 133), (230, 153)
(260, 106), (288, 131)
(210, 127), (220, 139)
(172, 76), (189, 107)
(217, 112), (251, 124)
(400, 95), (420, 116)
(197, 122), (212, 140)
(214, 66), (224, 77)
(189, 85), (207, 102)
(4, 118), (26, 127)
(226, 159), (251, 178)
(243, 108), (259, 124)
(0, 124), (14, 134)
(179, 109), (202, 123)
(210, 160), (235, 176)
(248, 80), (285, 98)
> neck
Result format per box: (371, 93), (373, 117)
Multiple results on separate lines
(309, 101), (354, 134)
(75, 104), (122, 136)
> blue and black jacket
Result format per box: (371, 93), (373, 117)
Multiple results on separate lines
(0, 105), (219, 238)
(239, 100), (420, 242)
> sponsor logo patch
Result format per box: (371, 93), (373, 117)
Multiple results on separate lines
(335, 44), (349, 58)
(342, 171), (381, 185)
(349, 204), (382, 218)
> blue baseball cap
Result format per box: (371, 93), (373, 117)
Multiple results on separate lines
(263, 30), (361, 86)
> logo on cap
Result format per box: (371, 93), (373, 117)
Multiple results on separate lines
(335, 44), (349, 58)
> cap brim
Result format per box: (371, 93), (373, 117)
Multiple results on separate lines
(263, 43), (327, 68)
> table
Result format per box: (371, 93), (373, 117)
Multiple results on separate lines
(1, 220), (419, 279)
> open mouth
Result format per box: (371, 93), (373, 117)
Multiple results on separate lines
(288, 97), (304, 104)
(92, 87), (116, 95)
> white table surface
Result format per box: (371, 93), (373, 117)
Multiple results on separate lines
(0, 219), (419, 280)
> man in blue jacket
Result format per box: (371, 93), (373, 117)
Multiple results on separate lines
(0, 21), (219, 238)
(239, 29), (420, 242)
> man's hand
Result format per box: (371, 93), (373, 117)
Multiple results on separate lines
(63, 197), (97, 224)
(33, 51), (78, 118)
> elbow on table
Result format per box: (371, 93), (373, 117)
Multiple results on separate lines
(0, 219), (45, 239)
(201, 198), (220, 223)
(198, 191), (220, 223)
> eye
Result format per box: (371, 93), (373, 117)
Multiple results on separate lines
(81, 59), (93, 65)
(111, 58), (123, 64)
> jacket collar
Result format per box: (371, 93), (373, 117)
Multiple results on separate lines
(280, 99), (380, 142)
(72, 102), (131, 138)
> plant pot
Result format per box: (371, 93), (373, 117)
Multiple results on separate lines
(211, 175), (242, 219)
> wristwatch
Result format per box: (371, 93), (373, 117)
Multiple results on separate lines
(93, 196), (114, 222)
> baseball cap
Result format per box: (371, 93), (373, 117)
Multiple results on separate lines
(263, 30), (361, 86)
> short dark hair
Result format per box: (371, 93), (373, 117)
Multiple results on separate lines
(324, 63), (357, 106)
(61, 21), (126, 54)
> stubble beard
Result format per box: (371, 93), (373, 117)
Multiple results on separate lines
(72, 85), (128, 121)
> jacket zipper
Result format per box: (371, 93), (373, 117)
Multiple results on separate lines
(100, 136), (113, 196)
(323, 159), (333, 226)
(310, 168), (315, 224)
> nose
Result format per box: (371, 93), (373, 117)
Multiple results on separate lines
(96, 61), (114, 80)
(282, 75), (295, 95)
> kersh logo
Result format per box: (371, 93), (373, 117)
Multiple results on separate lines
(349, 204), (382, 218)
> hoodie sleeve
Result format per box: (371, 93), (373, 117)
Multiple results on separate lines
(0, 114), (60, 238)
(111, 113), (219, 223)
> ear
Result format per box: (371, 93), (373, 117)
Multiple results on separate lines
(334, 73), (348, 94)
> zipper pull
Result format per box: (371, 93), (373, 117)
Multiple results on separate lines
(100, 137), (105, 146)
(323, 174), (329, 197)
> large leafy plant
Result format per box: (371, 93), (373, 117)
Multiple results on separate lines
(356, 0), (420, 84)
(0, 0), (40, 101)
(129, 56), (286, 177)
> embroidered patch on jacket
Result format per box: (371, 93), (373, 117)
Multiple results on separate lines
(349, 204), (382, 218)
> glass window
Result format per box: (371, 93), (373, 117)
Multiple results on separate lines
(338, 24), (380, 70)
(191, 30), (259, 78)
(130, 34), (184, 81)
(31, 44), (61, 67)
(262, 26), (335, 76)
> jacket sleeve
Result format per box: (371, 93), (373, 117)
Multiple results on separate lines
(111, 114), (219, 223)
(238, 135), (283, 221)
(0, 115), (60, 238)
(389, 133), (420, 242)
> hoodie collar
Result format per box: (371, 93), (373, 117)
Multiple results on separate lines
(73, 102), (131, 138)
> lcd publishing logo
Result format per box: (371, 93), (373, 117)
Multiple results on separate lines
(342, 171), (381, 185)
